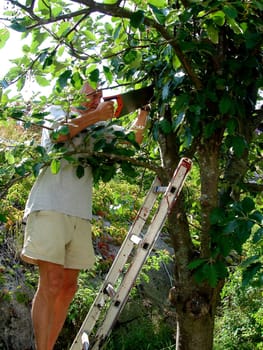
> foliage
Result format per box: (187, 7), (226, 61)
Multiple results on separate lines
(0, 0), (263, 348)
(214, 268), (263, 350)
(107, 313), (175, 350)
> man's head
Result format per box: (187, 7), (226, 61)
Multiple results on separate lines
(73, 82), (102, 114)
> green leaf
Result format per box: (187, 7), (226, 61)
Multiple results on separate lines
(15, 164), (26, 176)
(35, 75), (50, 86)
(242, 262), (262, 287)
(205, 263), (218, 287)
(103, 66), (113, 84)
(210, 207), (226, 225)
(241, 197), (255, 214)
(149, 4), (166, 25)
(219, 95), (232, 114)
(253, 228), (263, 244)
(9, 21), (27, 32)
(159, 118), (172, 134)
(130, 10), (145, 28)
(249, 210), (263, 223)
(123, 50), (138, 64)
(226, 17), (243, 35)
(226, 118), (238, 135)
(51, 125), (69, 140)
(223, 5), (238, 19)
(85, 30), (97, 42)
(102, 0), (118, 3)
(57, 69), (72, 90)
(5, 152), (15, 164)
(231, 135), (247, 158)
(188, 258), (206, 270)
(121, 162), (137, 178)
(101, 164), (116, 182)
(76, 165), (85, 179)
(89, 68), (100, 83)
(206, 24), (219, 44)
(50, 159), (61, 174)
(42, 50), (56, 69)
(162, 83), (169, 100)
(113, 24), (121, 40)
(71, 72), (83, 89)
(214, 260), (228, 279)
(33, 163), (43, 177)
(211, 10), (225, 26)
(0, 213), (7, 223)
(0, 29), (10, 49)
(237, 220), (253, 244)
(56, 21), (71, 37)
(223, 220), (238, 234)
(148, 0), (166, 7)
(17, 77), (26, 91)
(172, 112), (184, 132)
(172, 54), (181, 69)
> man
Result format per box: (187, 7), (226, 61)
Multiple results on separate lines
(21, 82), (149, 350)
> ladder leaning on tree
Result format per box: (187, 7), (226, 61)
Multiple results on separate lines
(70, 157), (192, 350)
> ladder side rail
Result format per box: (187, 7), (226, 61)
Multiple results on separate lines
(70, 176), (162, 350)
(102, 175), (161, 285)
(91, 158), (192, 349)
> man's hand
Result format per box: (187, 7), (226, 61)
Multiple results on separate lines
(91, 101), (115, 122)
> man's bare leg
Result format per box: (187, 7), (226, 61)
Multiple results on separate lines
(31, 261), (79, 350)
(47, 268), (79, 349)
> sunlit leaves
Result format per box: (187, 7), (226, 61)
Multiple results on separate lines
(5, 151), (15, 165)
(35, 76), (50, 86)
(211, 10), (225, 27)
(50, 158), (61, 174)
(149, 4), (166, 25)
(206, 24), (219, 44)
(102, 0), (118, 3)
(70, 71), (83, 89)
(148, 0), (167, 7)
(103, 66), (113, 84)
(0, 29), (10, 49)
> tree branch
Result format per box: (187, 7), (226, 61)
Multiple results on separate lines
(8, 0), (203, 91)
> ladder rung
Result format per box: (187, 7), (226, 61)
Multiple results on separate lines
(104, 284), (116, 298)
(153, 186), (167, 193)
(81, 332), (89, 350)
(130, 234), (142, 245)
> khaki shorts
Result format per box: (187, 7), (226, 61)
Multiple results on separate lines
(21, 211), (95, 270)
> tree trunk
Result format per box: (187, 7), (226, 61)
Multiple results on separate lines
(169, 277), (223, 350)
(162, 132), (224, 349)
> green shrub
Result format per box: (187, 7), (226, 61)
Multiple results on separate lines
(214, 269), (263, 350)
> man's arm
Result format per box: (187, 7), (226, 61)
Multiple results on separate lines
(53, 101), (114, 143)
(130, 108), (149, 145)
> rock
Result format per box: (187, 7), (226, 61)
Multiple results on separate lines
(0, 230), (34, 350)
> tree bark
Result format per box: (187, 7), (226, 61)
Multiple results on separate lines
(160, 131), (224, 349)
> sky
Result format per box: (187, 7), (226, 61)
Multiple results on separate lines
(0, 3), (58, 98)
(0, 3), (23, 76)
(0, 2), (36, 97)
